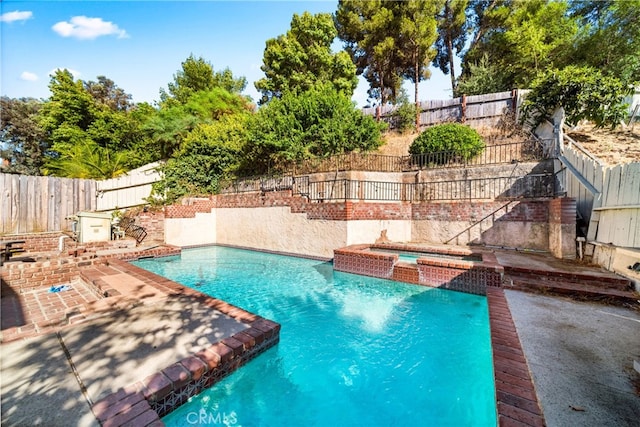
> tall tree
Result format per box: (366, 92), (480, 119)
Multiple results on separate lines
(460, 0), (578, 92)
(38, 69), (147, 178)
(212, 67), (248, 94)
(38, 69), (97, 152)
(84, 76), (133, 112)
(255, 12), (357, 104)
(570, 0), (640, 85)
(335, 0), (403, 113)
(160, 55), (215, 106)
(160, 55), (248, 106)
(433, 0), (468, 94)
(0, 97), (48, 175)
(395, 0), (440, 127)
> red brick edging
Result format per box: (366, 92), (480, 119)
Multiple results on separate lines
(487, 287), (545, 426)
(89, 260), (281, 427)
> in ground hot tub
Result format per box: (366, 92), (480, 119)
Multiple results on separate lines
(333, 243), (503, 295)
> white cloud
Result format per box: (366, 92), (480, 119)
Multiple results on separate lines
(0, 10), (33, 23)
(49, 68), (82, 79)
(52, 16), (128, 40)
(20, 71), (38, 81)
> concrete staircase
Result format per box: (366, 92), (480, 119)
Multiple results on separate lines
(503, 266), (638, 305)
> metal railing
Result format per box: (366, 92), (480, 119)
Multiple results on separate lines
(219, 175), (298, 194)
(288, 140), (548, 175)
(290, 174), (555, 202)
(218, 140), (552, 200)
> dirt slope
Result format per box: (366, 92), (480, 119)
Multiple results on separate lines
(378, 124), (640, 165)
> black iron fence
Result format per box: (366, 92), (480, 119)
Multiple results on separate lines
(289, 140), (548, 175)
(290, 174), (555, 202)
(218, 139), (553, 200)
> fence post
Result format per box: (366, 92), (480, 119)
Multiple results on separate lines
(552, 107), (565, 157)
(461, 94), (467, 123)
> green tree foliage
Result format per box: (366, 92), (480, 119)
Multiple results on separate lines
(461, 0), (578, 93)
(409, 123), (484, 164)
(149, 56), (253, 201)
(152, 116), (248, 204)
(212, 67), (248, 94)
(42, 140), (129, 179)
(520, 66), (632, 129)
(160, 55), (248, 106)
(145, 87), (253, 160)
(255, 12), (357, 104)
(38, 69), (97, 152)
(335, 0), (404, 108)
(394, 0), (440, 127)
(37, 69), (148, 178)
(242, 84), (385, 175)
(84, 76), (133, 111)
(0, 97), (48, 174)
(433, 0), (468, 94)
(456, 53), (508, 96)
(570, 0), (640, 85)
(147, 56), (252, 161)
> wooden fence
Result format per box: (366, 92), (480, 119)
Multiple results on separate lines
(363, 90), (524, 129)
(0, 162), (161, 234)
(96, 162), (161, 211)
(0, 173), (95, 234)
(595, 163), (640, 248)
(558, 137), (640, 248)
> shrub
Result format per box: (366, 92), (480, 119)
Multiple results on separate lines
(520, 66), (632, 130)
(409, 123), (484, 165)
(392, 101), (417, 134)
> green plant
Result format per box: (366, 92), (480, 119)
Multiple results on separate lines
(409, 123), (484, 164)
(392, 100), (417, 134)
(520, 66), (632, 129)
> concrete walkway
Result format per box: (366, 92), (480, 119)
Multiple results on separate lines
(506, 290), (640, 426)
(1, 296), (248, 426)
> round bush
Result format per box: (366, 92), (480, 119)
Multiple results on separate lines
(409, 123), (484, 164)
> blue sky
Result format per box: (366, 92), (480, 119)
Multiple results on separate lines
(1, 1), (456, 107)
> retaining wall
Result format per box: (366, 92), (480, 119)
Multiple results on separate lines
(163, 191), (574, 260)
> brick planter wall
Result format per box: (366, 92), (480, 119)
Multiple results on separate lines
(131, 210), (165, 242)
(1, 255), (102, 291)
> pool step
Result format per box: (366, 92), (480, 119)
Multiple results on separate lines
(504, 273), (638, 305)
(504, 266), (632, 291)
(79, 265), (123, 298)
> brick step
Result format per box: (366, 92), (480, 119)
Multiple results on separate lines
(504, 266), (631, 291)
(505, 275), (639, 305)
(78, 266), (122, 298)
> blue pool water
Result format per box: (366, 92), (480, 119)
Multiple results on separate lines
(132, 246), (496, 427)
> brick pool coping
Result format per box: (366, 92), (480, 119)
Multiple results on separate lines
(487, 287), (545, 426)
(88, 258), (281, 427)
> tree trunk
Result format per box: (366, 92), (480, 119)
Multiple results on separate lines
(447, 33), (456, 94)
(378, 68), (385, 122)
(414, 52), (420, 129)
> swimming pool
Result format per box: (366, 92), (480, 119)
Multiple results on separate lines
(133, 246), (496, 426)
